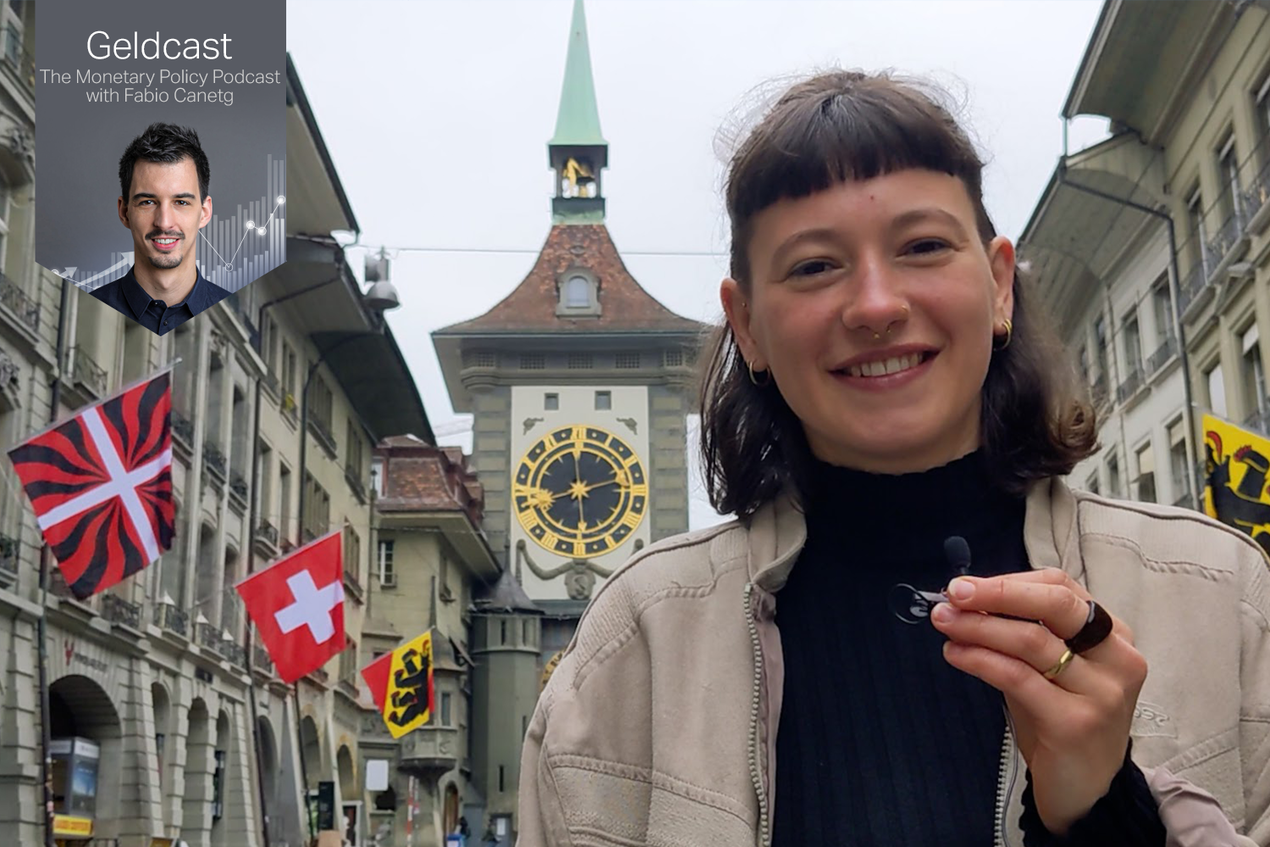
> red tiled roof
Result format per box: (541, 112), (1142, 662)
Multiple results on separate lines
(436, 224), (704, 334)
(375, 442), (484, 523)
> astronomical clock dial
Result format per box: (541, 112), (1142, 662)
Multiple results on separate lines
(513, 425), (648, 559)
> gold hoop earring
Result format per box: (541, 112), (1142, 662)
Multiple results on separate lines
(994, 318), (1013, 351)
(747, 360), (771, 387)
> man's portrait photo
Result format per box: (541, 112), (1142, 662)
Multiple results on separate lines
(91, 123), (231, 336)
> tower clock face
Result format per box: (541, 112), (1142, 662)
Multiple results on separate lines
(513, 425), (648, 558)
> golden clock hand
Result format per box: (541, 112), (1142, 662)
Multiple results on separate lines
(572, 476), (621, 496)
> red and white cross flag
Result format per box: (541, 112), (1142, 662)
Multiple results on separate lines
(7, 370), (174, 599)
(236, 530), (345, 683)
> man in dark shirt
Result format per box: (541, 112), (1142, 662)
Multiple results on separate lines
(91, 123), (230, 336)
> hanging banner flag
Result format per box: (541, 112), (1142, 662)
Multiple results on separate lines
(8, 370), (174, 599)
(1203, 412), (1270, 556)
(362, 630), (433, 739)
(236, 531), (344, 683)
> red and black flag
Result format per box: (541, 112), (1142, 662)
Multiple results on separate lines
(8, 370), (174, 599)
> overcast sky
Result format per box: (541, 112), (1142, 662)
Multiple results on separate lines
(286, 0), (1109, 529)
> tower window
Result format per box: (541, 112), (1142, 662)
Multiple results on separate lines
(565, 276), (589, 308)
(595, 391), (611, 411)
(615, 352), (640, 369)
(544, 393), (559, 411)
(519, 354), (545, 370)
(556, 270), (600, 317)
(567, 353), (593, 369)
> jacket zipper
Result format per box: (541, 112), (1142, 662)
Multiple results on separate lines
(994, 709), (1018, 847)
(744, 581), (771, 847)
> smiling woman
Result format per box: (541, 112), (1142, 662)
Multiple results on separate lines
(518, 70), (1270, 847)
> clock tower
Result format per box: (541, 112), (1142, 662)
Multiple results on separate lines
(433, 0), (702, 624)
(433, 1), (703, 829)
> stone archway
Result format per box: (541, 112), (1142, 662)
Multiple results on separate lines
(210, 711), (231, 846)
(299, 715), (322, 791)
(48, 674), (122, 839)
(151, 683), (172, 829)
(255, 715), (278, 832)
(181, 698), (212, 845)
(337, 745), (357, 846)
(337, 745), (355, 801)
(443, 782), (461, 837)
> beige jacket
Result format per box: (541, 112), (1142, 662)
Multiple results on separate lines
(519, 477), (1270, 846)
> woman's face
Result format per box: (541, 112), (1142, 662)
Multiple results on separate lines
(721, 168), (1015, 474)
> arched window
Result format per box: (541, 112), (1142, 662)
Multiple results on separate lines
(565, 275), (589, 308)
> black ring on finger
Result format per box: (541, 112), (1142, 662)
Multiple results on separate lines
(1064, 600), (1113, 654)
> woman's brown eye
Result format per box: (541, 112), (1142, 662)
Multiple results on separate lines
(792, 260), (832, 276)
(908, 239), (949, 255)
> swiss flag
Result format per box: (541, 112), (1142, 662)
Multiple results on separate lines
(236, 530), (344, 683)
(8, 371), (174, 598)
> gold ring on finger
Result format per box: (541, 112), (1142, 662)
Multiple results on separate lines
(1042, 648), (1075, 681)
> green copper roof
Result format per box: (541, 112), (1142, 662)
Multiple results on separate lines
(550, 0), (606, 147)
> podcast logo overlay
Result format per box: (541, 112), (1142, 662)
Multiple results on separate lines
(35, 0), (285, 334)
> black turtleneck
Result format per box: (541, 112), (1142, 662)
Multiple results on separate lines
(770, 451), (1165, 846)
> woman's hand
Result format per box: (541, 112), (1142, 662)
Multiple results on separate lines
(930, 568), (1148, 835)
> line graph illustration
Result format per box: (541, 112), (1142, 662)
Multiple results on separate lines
(200, 194), (285, 271)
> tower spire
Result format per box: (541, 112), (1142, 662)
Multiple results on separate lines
(548, 0), (608, 224)
(551, 0), (606, 147)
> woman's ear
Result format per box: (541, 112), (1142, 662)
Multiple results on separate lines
(987, 236), (1016, 324)
(721, 277), (763, 368)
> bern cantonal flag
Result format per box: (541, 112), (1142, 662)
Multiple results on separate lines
(362, 630), (433, 739)
(236, 531), (345, 684)
(8, 370), (174, 599)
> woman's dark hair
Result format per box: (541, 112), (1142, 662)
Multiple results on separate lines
(118, 122), (211, 202)
(699, 70), (1097, 519)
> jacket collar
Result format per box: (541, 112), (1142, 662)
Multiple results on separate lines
(746, 475), (1085, 591)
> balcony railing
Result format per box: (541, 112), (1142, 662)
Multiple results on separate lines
(1116, 365), (1144, 405)
(308, 416), (338, 456)
(0, 345), (18, 390)
(203, 443), (227, 481)
(254, 520), (279, 556)
(171, 411), (194, 451)
(197, 621), (221, 651)
(223, 292), (261, 351)
(1205, 207), (1245, 265)
(71, 348), (108, 399)
(1177, 259), (1211, 316)
(344, 566), (362, 599)
(218, 639), (247, 668)
(101, 594), (141, 629)
(228, 473), (249, 513)
(1244, 404), (1270, 436)
(154, 602), (189, 636)
(0, 532), (16, 578)
(252, 644), (274, 675)
(1090, 374), (1110, 413)
(48, 568), (74, 599)
(1244, 154), (1270, 217)
(1, 27), (35, 96)
(345, 467), (367, 503)
(1145, 336), (1177, 375)
(0, 273), (39, 333)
